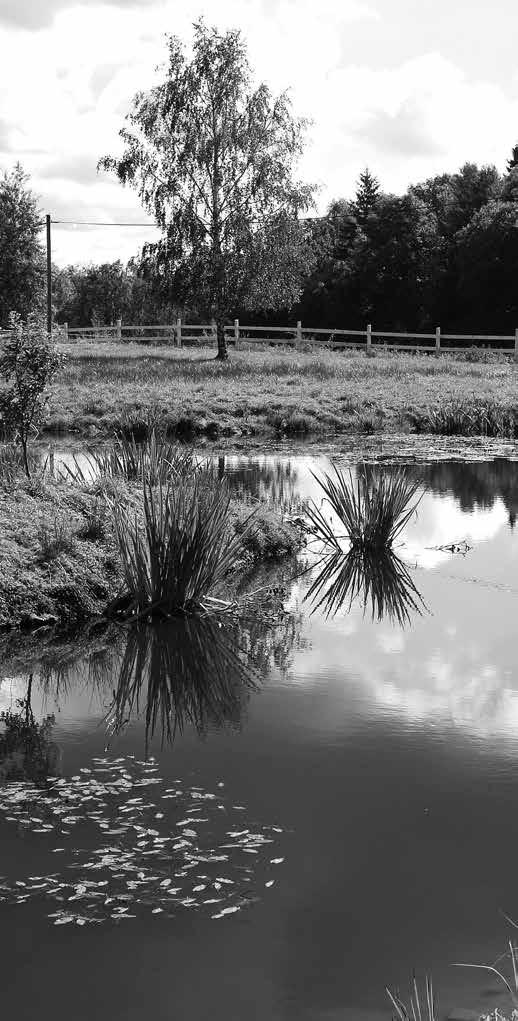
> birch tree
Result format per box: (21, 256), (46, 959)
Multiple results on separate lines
(100, 20), (316, 358)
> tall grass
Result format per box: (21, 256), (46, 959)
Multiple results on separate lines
(386, 974), (436, 1021)
(61, 428), (197, 486)
(0, 441), (40, 487)
(109, 477), (252, 619)
(411, 400), (518, 437)
(306, 465), (422, 551)
(305, 548), (425, 624)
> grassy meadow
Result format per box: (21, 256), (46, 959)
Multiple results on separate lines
(47, 342), (518, 439)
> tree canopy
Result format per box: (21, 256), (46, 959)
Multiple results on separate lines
(100, 19), (316, 357)
(0, 164), (45, 327)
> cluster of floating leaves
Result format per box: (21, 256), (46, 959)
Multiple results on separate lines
(0, 756), (284, 926)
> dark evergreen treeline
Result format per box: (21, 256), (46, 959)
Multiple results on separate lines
(291, 161), (518, 333)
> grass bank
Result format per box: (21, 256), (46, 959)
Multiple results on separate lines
(0, 471), (300, 630)
(45, 342), (518, 440)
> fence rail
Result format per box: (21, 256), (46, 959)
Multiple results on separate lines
(3, 319), (518, 358)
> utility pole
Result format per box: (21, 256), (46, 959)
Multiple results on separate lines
(46, 214), (52, 334)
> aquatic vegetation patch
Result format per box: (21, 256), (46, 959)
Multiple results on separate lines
(61, 428), (198, 487)
(110, 477), (253, 618)
(409, 399), (518, 438)
(306, 464), (422, 551)
(0, 755), (285, 926)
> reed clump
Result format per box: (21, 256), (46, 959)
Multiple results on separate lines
(306, 464), (422, 551)
(410, 399), (518, 437)
(61, 428), (197, 486)
(109, 476), (252, 620)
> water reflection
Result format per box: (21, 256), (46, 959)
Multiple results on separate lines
(410, 460), (518, 526)
(218, 454), (518, 537)
(0, 673), (61, 783)
(0, 597), (305, 752)
(305, 549), (426, 625)
(215, 455), (303, 514)
(106, 618), (258, 747)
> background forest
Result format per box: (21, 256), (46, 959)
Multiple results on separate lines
(3, 149), (518, 334)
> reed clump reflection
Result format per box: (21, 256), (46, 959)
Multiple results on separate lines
(105, 617), (259, 746)
(305, 547), (425, 624)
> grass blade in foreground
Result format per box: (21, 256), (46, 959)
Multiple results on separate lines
(386, 974), (436, 1021)
(307, 464), (422, 551)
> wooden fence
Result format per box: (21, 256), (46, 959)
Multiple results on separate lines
(4, 319), (518, 358)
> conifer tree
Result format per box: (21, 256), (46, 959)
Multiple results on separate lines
(506, 144), (518, 173)
(353, 168), (381, 229)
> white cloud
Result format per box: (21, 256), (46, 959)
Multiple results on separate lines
(1, 0), (517, 263)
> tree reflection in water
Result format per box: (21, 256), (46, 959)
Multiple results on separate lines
(0, 673), (61, 782)
(305, 548), (426, 625)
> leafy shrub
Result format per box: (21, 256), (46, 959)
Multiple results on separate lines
(0, 312), (63, 476)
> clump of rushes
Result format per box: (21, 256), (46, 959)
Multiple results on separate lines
(62, 428), (198, 486)
(109, 477), (252, 620)
(386, 974), (436, 1021)
(306, 464), (422, 551)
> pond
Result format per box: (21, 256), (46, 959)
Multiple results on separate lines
(2, 448), (518, 1021)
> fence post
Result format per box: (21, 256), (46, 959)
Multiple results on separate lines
(366, 323), (372, 351)
(211, 318), (216, 344)
(116, 318), (122, 342)
(176, 318), (182, 348)
(296, 320), (302, 349)
(515, 329), (518, 363)
(234, 318), (240, 350)
(435, 326), (441, 356)
(63, 322), (68, 342)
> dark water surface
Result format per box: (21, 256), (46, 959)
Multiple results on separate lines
(2, 450), (518, 1021)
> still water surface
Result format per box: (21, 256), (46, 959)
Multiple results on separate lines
(2, 451), (518, 1021)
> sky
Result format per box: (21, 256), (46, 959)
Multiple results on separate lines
(1, 0), (517, 266)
